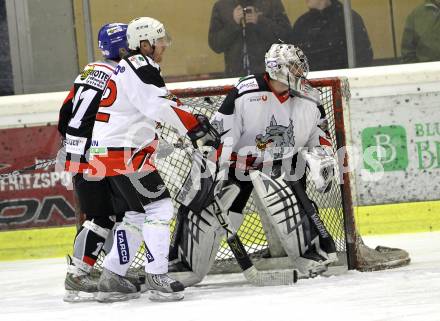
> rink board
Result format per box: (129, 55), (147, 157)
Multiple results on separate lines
(1, 199), (439, 261)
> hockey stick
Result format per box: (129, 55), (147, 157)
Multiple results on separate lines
(0, 138), (186, 181)
(0, 141), (186, 181)
(0, 158), (57, 180)
(211, 189), (298, 286)
(185, 148), (298, 286)
(289, 180), (337, 255)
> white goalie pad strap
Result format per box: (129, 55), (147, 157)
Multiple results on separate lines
(300, 146), (336, 193)
(82, 220), (110, 239)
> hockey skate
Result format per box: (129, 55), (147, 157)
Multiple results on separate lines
(144, 273), (184, 302)
(63, 255), (98, 302)
(96, 268), (141, 303)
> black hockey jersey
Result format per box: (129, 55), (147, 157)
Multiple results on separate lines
(58, 60), (117, 173)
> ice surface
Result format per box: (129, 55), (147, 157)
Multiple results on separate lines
(0, 232), (439, 321)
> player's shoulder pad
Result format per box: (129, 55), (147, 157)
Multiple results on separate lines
(123, 53), (165, 87)
(235, 74), (260, 95)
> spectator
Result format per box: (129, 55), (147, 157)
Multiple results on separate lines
(208, 0), (291, 77)
(401, 0), (440, 63)
(292, 0), (373, 71)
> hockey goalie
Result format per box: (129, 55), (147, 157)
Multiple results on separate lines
(169, 43), (340, 287)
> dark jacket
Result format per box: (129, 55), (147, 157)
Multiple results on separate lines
(401, 0), (440, 63)
(208, 0), (291, 77)
(291, 0), (373, 71)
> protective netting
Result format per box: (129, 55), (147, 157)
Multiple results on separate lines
(94, 79), (353, 273)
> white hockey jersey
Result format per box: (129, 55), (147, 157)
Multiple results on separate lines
(211, 74), (331, 170)
(90, 53), (198, 176)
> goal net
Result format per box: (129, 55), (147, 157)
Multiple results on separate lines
(94, 77), (409, 275)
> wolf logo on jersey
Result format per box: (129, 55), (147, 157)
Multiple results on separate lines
(255, 116), (295, 159)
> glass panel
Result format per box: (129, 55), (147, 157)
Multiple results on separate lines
(351, 0), (440, 67)
(81, 0), (293, 80)
(394, 0), (440, 64)
(2, 0), (438, 96)
(288, 0), (375, 71)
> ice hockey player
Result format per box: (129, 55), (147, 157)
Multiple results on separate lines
(169, 43), (338, 286)
(88, 17), (220, 302)
(58, 23), (130, 302)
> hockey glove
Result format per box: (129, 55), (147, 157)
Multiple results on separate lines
(187, 114), (221, 150)
(301, 146), (336, 193)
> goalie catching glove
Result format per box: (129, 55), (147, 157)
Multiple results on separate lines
(301, 146), (336, 193)
(187, 114), (221, 150)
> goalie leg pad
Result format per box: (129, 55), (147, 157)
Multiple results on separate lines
(170, 177), (243, 286)
(229, 210), (245, 231)
(169, 205), (225, 287)
(250, 170), (332, 276)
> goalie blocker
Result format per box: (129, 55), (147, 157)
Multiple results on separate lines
(169, 158), (337, 286)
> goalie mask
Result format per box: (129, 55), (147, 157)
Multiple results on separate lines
(126, 17), (171, 50)
(265, 43), (309, 93)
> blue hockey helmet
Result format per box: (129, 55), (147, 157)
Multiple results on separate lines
(98, 23), (128, 60)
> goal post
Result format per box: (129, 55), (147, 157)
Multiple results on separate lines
(93, 76), (409, 274)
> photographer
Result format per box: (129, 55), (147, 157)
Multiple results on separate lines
(208, 0), (291, 77)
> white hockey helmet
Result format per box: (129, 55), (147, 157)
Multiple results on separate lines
(126, 17), (171, 50)
(265, 43), (309, 92)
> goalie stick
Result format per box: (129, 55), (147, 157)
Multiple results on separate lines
(178, 147), (298, 286)
(211, 187), (298, 286)
(289, 179), (337, 255)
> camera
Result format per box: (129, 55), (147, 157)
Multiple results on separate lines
(243, 7), (254, 14)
